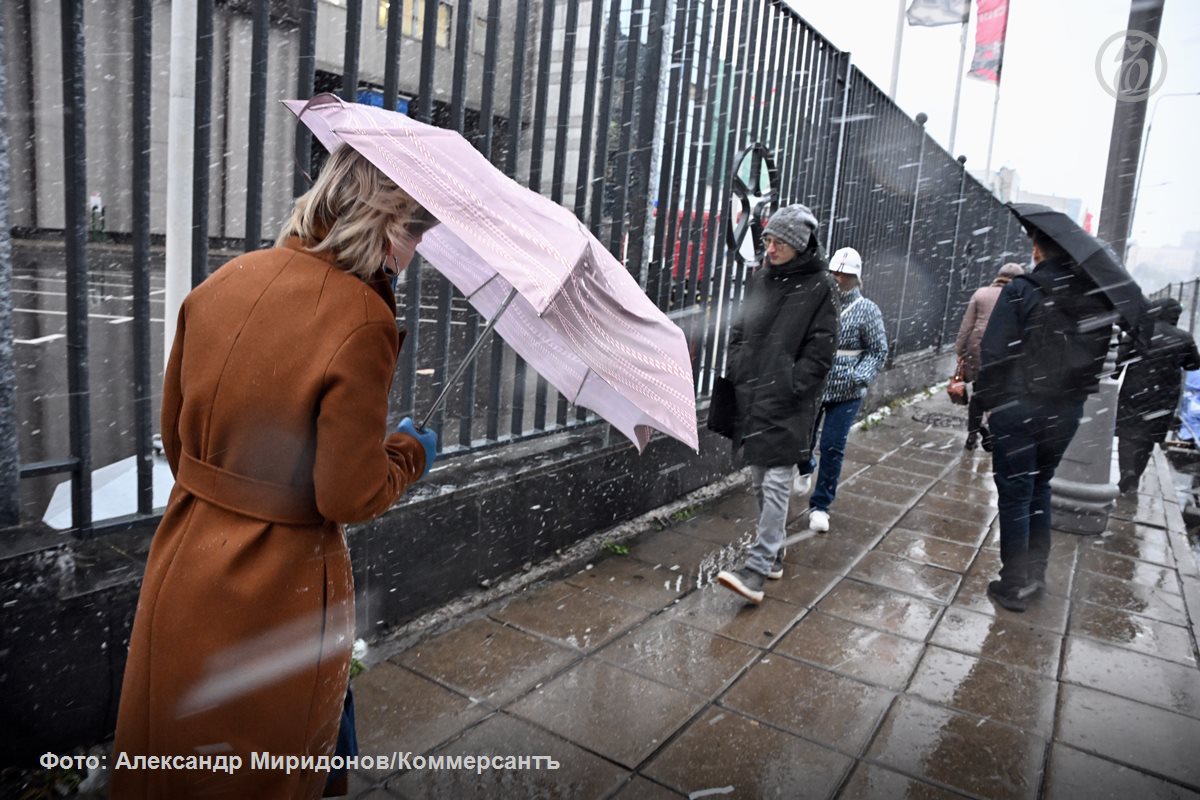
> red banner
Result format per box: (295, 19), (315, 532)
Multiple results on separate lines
(969, 0), (1010, 84)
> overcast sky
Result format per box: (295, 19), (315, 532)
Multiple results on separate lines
(781, 0), (1200, 250)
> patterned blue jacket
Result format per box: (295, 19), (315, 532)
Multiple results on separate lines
(822, 288), (888, 403)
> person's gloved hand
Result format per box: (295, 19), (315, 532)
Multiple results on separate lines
(397, 417), (438, 477)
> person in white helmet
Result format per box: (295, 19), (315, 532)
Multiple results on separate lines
(794, 247), (887, 533)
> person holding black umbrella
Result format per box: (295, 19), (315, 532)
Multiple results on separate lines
(1116, 297), (1200, 493)
(975, 203), (1140, 612)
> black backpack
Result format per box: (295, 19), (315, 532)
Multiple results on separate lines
(1016, 271), (1112, 399)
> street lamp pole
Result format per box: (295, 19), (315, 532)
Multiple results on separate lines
(1127, 91), (1200, 248)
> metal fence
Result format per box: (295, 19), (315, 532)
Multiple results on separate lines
(1148, 278), (1200, 339)
(0, 0), (1027, 534)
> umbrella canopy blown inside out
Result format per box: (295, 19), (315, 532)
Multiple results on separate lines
(1006, 203), (1150, 339)
(285, 94), (698, 453)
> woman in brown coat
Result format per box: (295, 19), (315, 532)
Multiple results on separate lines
(955, 262), (1024, 450)
(111, 146), (436, 798)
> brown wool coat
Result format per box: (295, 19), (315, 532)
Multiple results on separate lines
(111, 239), (425, 799)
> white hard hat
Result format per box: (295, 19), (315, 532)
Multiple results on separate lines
(830, 247), (863, 277)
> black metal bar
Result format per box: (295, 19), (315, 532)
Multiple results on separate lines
(748, 0), (769, 141)
(551, 0), (580, 205)
(342, 0), (363, 100)
(579, 0), (623, 422)
(782, 30), (807, 201)
(191, 0), (213, 286)
(665, 0), (700, 310)
(450, 0), (471, 130)
(607, 0), (645, 260)
(679, 0), (712, 315)
(294, 0), (317, 196)
(399, 263), (423, 419)
(572, 0), (605, 221)
(432, 0), (473, 440)
(244, 0), (269, 252)
(418, 0), (439, 122)
(132, 0), (153, 514)
(589, 0), (623, 235)
(527, 0), (557, 431)
(763, 7), (784, 159)
(0, 7), (16, 526)
(462, 0), (501, 446)
(60, 0), (92, 531)
(626, 0), (669, 289)
(19, 459), (82, 480)
(383, 0), (404, 111)
(777, 23), (802, 200)
(527, 0), (557, 193)
(491, 0), (530, 439)
(689, 0), (728, 387)
(646, 0), (691, 308)
(476, 0), (501, 157)
(553, 0), (581, 427)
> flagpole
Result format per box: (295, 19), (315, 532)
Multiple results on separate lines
(984, 81), (1000, 190)
(947, 16), (969, 153)
(889, 0), (905, 99)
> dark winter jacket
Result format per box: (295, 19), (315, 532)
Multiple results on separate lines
(975, 255), (1112, 411)
(1117, 300), (1200, 441)
(727, 246), (839, 467)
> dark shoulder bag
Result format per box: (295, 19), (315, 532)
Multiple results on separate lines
(706, 376), (737, 438)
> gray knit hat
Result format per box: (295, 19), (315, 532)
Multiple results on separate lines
(763, 204), (819, 251)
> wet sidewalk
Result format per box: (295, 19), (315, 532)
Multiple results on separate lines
(344, 392), (1200, 799)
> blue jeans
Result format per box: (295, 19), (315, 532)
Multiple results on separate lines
(799, 397), (863, 512)
(989, 398), (1084, 588)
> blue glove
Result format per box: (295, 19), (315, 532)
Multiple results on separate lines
(397, 417), (438, 477)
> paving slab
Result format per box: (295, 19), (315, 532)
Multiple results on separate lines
(351, 392), (1200, 797)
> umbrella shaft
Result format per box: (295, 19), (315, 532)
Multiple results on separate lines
(419, 286), (519, 432)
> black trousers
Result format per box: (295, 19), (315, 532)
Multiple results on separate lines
(967, 385), (986, 437)
(1118, 434), (1157, 493)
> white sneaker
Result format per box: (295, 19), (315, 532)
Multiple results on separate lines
(808, 509), (830, 533)
(793, 472), (812, 496)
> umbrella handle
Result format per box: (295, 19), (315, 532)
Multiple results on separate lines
(418, 286), (519, 432)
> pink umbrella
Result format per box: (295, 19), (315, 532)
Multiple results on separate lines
(284, 94), (699, 453)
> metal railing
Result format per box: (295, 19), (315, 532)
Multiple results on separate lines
(0, 0), (1025, 533)
(1148, 278), (1200, 338)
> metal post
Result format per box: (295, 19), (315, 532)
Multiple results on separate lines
(895, 112), (927, 356)
(132, 0), (154, 513)
(0, 6), (18, 526)
(383, 0), (404, 111)
(343, 0), (363, 100)
(947, 18), (968, 153)
(1097, 0), (1165, 263)
(889, 0), (904, 99)
(244, 0), (270, 251)
(937, 155), (968, 351)
(191, 0), (213, 286)
(61, 0), (92, 530)
(294, 0), (318, 196)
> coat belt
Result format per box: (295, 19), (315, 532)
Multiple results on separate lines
(836, 348), (863, 357)
(176, 451), (325, 526)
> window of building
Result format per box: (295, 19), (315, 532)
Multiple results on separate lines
(378, 0), (452, 46)
(473, 14), (488, 55)
(436, 2), (453, 48)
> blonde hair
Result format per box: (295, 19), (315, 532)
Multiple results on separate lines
(277, 145), (429, 280)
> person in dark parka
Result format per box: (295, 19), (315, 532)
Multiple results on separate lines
(975, 232), (1112, 613)
(1117, 297), (1200, 493)
(716, 204), (839, 604)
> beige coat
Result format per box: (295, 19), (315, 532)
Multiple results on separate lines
(111, 238), (425, 798)
(954, 283), (1006, 381)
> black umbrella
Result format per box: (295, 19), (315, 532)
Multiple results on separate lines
(1006, 203), (1149, 334)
